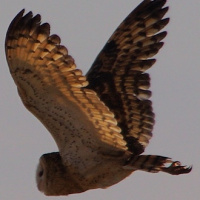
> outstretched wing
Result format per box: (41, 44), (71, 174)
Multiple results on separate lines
(5, 10), (128, 156)
(86, 0), (169, 154)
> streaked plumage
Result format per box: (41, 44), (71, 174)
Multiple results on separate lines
(5, 0), (191, 196)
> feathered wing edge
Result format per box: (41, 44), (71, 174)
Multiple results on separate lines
(86, 0), (169, 154)
(5, 9), (129, 154)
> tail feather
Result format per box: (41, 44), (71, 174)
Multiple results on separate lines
(124, 155), (192, 175)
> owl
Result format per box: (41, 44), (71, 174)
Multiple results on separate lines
(5, 0), (191, 196)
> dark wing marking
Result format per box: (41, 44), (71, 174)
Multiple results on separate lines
(86, 0), (169, 154)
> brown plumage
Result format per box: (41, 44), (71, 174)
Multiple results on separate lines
(5, 0), (191, 196)
(87, 0), (169, 154)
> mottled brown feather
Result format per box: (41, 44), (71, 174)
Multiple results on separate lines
(86, 0), (169, 154)
(5, 9), (128, 155)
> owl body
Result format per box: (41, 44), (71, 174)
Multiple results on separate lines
(5, 0), (191, 196)
(37, 152), (131, 195)
(22, 87), (132, 191)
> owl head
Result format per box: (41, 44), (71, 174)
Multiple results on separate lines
(36, 152), (85, 195)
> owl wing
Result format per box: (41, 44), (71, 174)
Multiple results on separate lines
(86, 0), (169, 155)
(5, 10), (128, 155)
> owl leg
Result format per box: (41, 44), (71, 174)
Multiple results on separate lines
(123, 155), (192, 175)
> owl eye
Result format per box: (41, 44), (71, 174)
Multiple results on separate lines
(38, 169), (44, 177)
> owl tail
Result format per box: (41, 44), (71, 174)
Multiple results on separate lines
(123, 155), (192, 175)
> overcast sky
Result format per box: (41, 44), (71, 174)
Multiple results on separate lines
(0, 1), (199, 200)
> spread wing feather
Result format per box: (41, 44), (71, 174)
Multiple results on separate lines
(86, 0), (169, 154)
(5, 10), (128, 154)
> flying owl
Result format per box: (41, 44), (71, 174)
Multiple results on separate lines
(5, 0), (191, 196)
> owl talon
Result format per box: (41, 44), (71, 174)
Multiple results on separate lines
(161, 161), (192, 175)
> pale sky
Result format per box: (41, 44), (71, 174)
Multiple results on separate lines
(0, 1), (199, 200)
